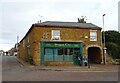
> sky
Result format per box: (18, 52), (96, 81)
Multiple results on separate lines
(0, 0), (119, 51)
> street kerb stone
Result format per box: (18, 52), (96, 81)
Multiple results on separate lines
(15, 56), (31, 67)
(37, 65), (118, 72)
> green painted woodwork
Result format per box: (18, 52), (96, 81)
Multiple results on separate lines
(73, 48), (80, 65)
(44, 42), (80, 48)
(40, 42), (82, 65)
(40, 42), (44, 65)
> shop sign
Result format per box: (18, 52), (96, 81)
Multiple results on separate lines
(44, 43), (80, 48)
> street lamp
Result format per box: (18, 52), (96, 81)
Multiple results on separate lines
(102, 14), (106, 65)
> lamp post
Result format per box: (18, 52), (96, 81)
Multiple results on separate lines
(103, 14), (106, 65)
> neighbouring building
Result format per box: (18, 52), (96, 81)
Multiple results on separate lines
(18, 21), (103, 66)
(8, 47), (17, 56)
(0, 50), (4, 56)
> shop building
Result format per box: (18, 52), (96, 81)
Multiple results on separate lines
(18, 21), (102, 66)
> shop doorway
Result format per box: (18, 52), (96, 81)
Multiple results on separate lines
(73, 48), (80, 65)
(88, 47), (101, 64)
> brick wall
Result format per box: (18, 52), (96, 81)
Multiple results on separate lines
(18, 26), (102, 66)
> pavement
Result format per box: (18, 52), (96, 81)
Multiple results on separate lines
(15, 56), (119, 72)
(2, 56), (119, 81)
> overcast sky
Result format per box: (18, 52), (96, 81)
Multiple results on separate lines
(0, 0), (119, 51)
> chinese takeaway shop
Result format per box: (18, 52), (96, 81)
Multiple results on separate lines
(18, 21), (103, 66)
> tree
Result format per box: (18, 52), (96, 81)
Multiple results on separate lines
(105, 31), (120, 45)
(102, 30), (120, 59)
(106, 42), (120, 59)
(78, 16), (87, 23)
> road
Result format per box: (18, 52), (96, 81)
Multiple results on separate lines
(2, 56), (118, 81)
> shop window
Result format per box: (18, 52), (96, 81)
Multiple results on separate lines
(58, 48), (64, 55)
(65, 48), (73, 55)
(44, 48), (53, 61)
(90, 31), (97, 41)
(44, 48), (79, 62)
(55, 48), (63, 61)
(52, 30), (60, 40)
(53, 48), (58, 56)
(64, 48), (73, 61)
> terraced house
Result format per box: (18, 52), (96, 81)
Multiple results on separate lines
(18, 21), (103, 66)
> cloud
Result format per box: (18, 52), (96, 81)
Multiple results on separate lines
(0, 0), (119, 51)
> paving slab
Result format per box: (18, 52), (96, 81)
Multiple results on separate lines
(15, 56), (118, 72)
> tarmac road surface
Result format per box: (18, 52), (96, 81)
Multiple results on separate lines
(2, 56), (119, 81)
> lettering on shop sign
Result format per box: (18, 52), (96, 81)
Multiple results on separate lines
(44, 43), (80, 48)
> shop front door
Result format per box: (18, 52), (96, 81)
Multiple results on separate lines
(73, 48), (80, 65)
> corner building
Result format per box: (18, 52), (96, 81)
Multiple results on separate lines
(18, 21), (103, 66)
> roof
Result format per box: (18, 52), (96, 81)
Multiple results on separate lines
(34, 21), (101, 29)
(20, 21), (101, 43)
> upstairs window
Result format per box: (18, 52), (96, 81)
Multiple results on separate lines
(52, 30), (60, 40)
(90, 31), (97, 41)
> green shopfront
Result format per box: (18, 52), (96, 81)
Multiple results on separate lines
(40, 42), (82, 66)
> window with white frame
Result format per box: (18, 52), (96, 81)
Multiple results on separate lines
(52, 30), (60, 40)
(90, 31), (97, 41)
